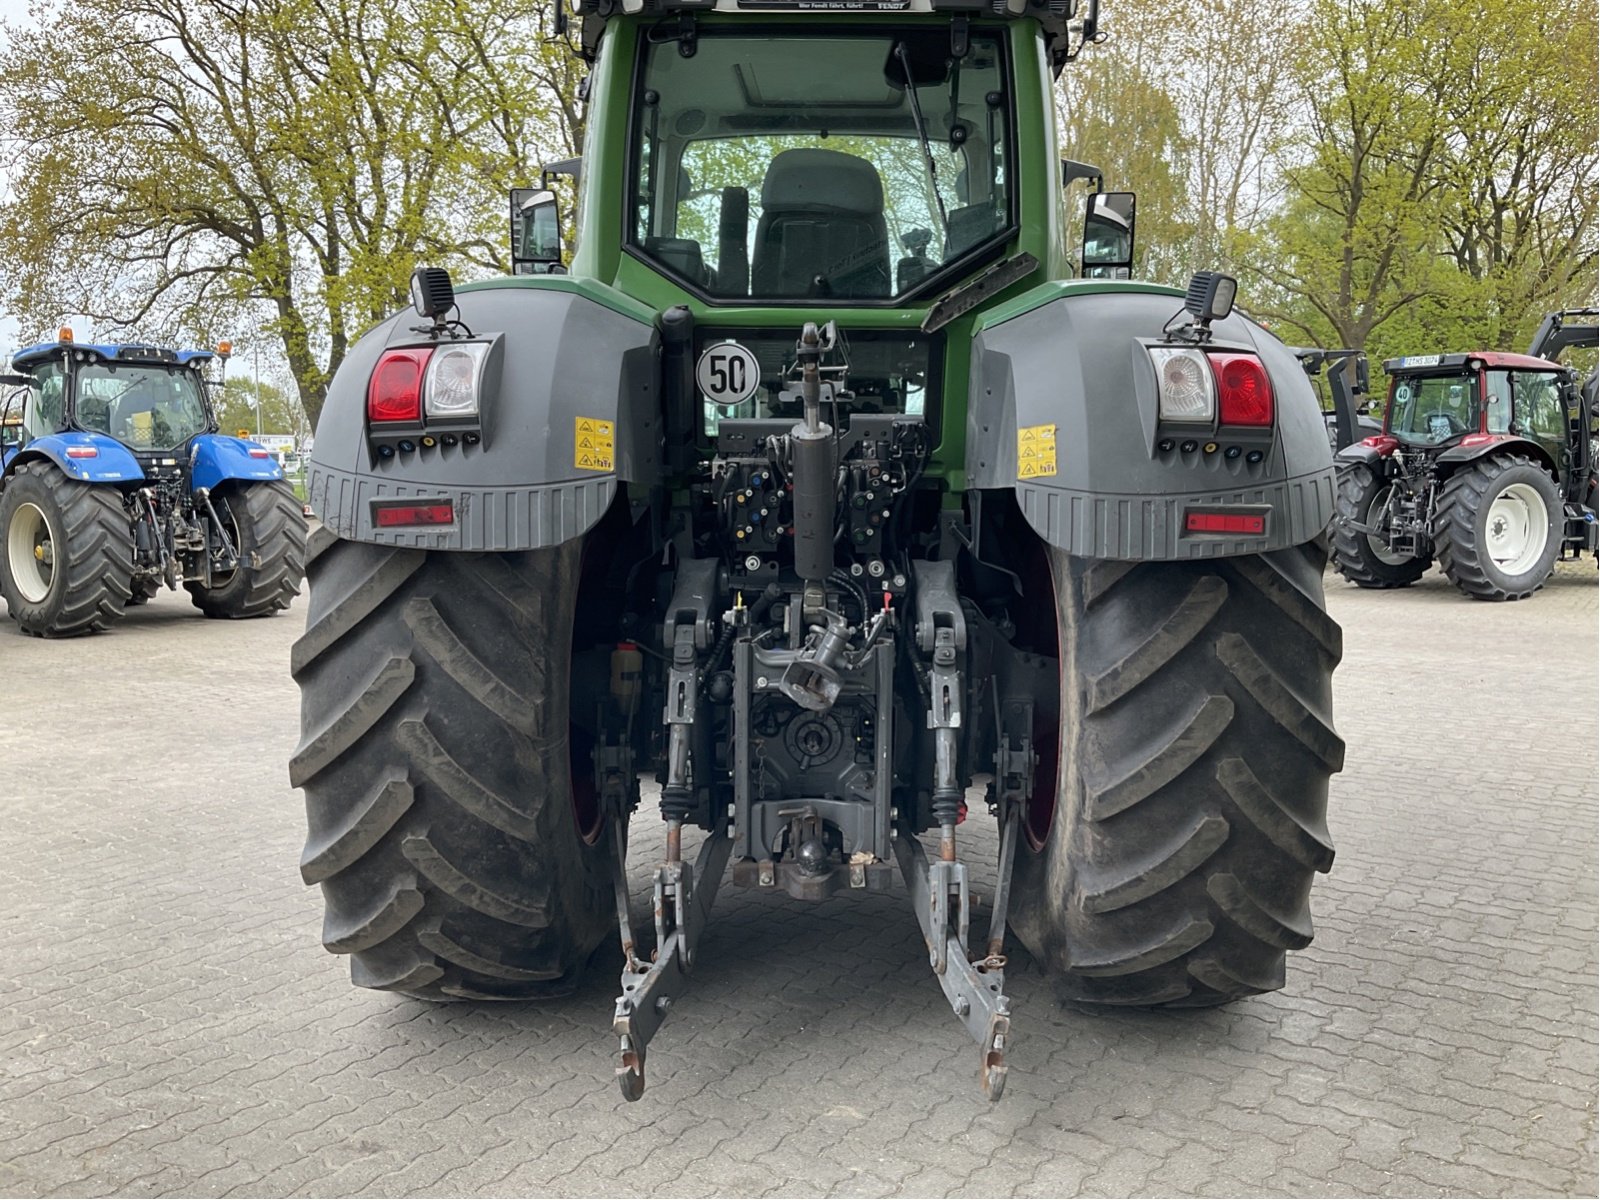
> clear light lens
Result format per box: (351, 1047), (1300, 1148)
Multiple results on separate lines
(1149, 348), (1216, 422)
(424, 343), (488, 418)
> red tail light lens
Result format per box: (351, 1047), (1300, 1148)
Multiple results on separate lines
(1208, 353), (1274, 426)
(368, 348), (432, 423)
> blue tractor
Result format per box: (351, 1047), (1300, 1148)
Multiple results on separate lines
(0, 333), (307, 636)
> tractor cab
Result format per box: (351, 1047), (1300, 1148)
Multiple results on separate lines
(1381, 353), (1577, 475)
(9, 337), (220, 461)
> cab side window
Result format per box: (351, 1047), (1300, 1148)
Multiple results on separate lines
(1484, 371), (1512, 434)
(1512, 372), (1564, 441)
(24, 362), (64, 440)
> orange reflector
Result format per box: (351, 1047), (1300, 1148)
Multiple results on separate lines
(373, 501), (455, 528)
(1185, 509), (1266, 535)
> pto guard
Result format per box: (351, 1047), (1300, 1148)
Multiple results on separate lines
(5, 431), (143, 484)
(308, 281), (659, 550)
(967, 288), (1337, 560)
(190, 434), (286, 491)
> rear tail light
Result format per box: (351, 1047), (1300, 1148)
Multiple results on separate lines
(247, 447), (271, 458)
(64, 445), (98, 459)
(1208, 353), (1274, 426)
(423, 343), (489, 419)
(367, 348), (432, 423)
(1148, 348), (1215, 422)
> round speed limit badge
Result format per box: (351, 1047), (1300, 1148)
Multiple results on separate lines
(695, 340), (761, 410)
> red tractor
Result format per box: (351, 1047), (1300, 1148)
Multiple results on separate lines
(1332, 311), (1598, 600)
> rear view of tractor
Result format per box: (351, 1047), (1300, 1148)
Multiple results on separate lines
(1332, 310), (1598, 600)
(0, 335), (307, 636)
(292, 0), (1345, 1100)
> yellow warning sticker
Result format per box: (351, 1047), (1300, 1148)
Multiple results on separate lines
(1017, 423), (1057, 479)
(575, 417), (615, 472)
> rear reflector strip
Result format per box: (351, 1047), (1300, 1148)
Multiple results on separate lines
(1185, 509), (1267, 535)
(373, 501), (455, 528)
(65, 446), (99, 458)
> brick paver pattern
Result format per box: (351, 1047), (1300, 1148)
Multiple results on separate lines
(0, 561), (1595, 1197)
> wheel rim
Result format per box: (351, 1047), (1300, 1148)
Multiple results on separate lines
(7, 502), (56, 604)
(1485, 482), (1549, 576)
(1365, 485), (1411, 566)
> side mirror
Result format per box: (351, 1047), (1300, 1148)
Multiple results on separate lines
(1080, 191), (1135, 279)
(511, 187), (566, 275)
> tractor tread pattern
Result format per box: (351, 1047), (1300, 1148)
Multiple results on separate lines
(1012, 542), (1342, 1008)
(1330, 464), (1429, 588)
(0, 461), (134, 637)
(186, 480), (307, 619)
(1432, 454), (1560, 601)
(292, 537), (609, 1001)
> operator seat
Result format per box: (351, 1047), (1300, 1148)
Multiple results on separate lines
(752, 149), (891, 299)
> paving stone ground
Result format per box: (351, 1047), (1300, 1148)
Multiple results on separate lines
(0, 559), (1595, 1198)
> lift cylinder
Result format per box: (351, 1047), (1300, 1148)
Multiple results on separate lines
(790, 424), (835, 585)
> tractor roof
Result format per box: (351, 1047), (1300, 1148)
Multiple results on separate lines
(1383, 351), (1565, 374)
(11, 341), (215, 370)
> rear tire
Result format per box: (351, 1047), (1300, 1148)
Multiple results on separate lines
(1011, 541), (1344, 1007)
(0, 461), (133, 637)
(186, 480), (307, 618)
(1331, 463), (1428, 587)
(1434, 455), (1561, 601)
(290, 530), (612, 999)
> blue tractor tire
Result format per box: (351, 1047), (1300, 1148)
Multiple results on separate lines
(0, 461), (134, 637)
(184, 480), (308, 619)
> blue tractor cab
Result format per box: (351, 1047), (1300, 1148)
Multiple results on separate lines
(0, 333), (307, 636)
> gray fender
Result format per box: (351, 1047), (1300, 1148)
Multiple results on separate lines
(966, 292), (1337, 560)
(308, 282), (659, 550)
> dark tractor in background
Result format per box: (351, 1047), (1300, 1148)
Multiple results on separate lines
(1331, 310), (1598, 600)
(0, 335), (307, 636)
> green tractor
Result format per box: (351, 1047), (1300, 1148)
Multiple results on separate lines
(292, 0), (1343, 1100)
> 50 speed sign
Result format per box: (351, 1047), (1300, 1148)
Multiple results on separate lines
(695, 340), (761, 410)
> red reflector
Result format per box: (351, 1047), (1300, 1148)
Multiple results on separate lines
(1186, 510), (1267, 535)
(367, 348), (432, 423)
(373, 501), (455, 528)
(248, 447), (271, 458)
(65, 446), (99, 459)
(1208, 353), (1274, 426)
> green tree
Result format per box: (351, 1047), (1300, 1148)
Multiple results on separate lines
(0, 0), (579, 427)
(1055, 6), (1191, 285)
(214, 376), (307, 442)
(1244, 0), (1596, 358)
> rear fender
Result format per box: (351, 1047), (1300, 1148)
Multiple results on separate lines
(965, 287), (1336, 560)
(1435, 435), (1557, 478)
(190, 434), (285, 491)
(1335, 442), (1390, 469)
(307, 279), (659, 551)
(3, 432), (143, 484)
